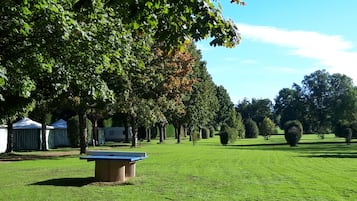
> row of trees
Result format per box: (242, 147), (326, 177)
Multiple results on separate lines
(234, 69), (357, 139)
(0, 1), (245, 153)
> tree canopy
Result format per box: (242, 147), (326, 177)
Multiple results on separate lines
(274, 70), (357, 134)
(1, 0), (245, 152)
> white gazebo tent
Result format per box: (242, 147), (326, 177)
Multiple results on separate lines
(0, 125), (7, 153)
(50, 119), (71, 147)
(13, 118), (54, 151)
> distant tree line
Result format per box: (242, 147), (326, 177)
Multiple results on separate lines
(234, 69), (357, 142)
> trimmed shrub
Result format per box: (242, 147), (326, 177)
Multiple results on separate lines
(219, 124), (237, 145)
(202, 127), (210, 139)
(227, 127), (238, 143)
(220, 131), (229, 145)
(284, 120), (303, 147)
(244, 119), (259, 138)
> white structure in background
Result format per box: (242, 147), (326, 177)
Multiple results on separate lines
(50, 119), (71, 148)
(0, 125), (7, 153)
(13, 118), (54, 151)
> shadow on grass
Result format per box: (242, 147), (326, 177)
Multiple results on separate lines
(227, 141), (357, 159)
(31, 177), (95, 187)
(31, 177), (136, 187)
(0, 152), (77, 162)
(109, 144), (131, 148)
(229, 141), (353, 150)
(305, 152), (357, 159)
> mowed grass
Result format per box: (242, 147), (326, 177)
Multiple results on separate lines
(1, 134), (357, 201)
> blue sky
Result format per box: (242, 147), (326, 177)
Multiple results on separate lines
(196, 0), (357, 104)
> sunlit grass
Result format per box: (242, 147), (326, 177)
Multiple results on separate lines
(0, 134), (356, 201)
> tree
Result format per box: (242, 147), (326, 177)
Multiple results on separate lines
(328, 74), (357, 130)
(274, 86), (306, 129)
(105, 0), (244, 48)
(215, 85), (234, 127)
(236, 98), (273, 126)
(244, 118), (259, 138)
(301, 70), (332, 133)
(260, 117), (275, 140)
(284, 120), (303, 147)
(184, 55), (219, 141)
(1, 0), (246, 152)
(289, 69), (357, 134)
(236, 112), (246, 139)
(225, 108), (245, 139)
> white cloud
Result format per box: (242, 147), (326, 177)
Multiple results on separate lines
(237, 23), (357, 83)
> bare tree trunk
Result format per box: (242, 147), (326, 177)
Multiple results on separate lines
(146, 127), (151, 142)
(159, 123), (164, 144)
(92, 119), (98, 146)
(175, 124), (181, 144)
(41, 115), (47, 151)
(78, 111), (87, 154)
(199, 126), (202, 139)
(183, 125), (187, 138)
(6, 119), (13, 153)
(163, 124), (167, 140)
(188, 126), (192, 141)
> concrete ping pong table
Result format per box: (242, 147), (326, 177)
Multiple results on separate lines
(80, 151), (148, 183)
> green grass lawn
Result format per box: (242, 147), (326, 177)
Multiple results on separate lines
(1, 134), (357, 201)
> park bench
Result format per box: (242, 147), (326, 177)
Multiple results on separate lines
(80, 150), (148, 183)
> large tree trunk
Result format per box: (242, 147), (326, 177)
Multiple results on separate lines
(163, 124), (167, 140)
(5, 119), (13, 153)
(91, 119), (98, 146)
(175, 124), (181, 144)
(159, 123), (165, 144)
(130, 116), (138, 147)
(41, 115), (47, 151)
(199, 126), (202, 139)
(188, 125), (193, 141)
(87, 111), (99, 146)
(78, 111), (87, 154)
(183, 125), (187, 138)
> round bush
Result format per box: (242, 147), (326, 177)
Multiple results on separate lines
(284, 120), (303, 146)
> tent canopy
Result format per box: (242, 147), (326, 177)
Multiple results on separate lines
(13, 118), (54, 129)
(50, 119), (67, 129)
